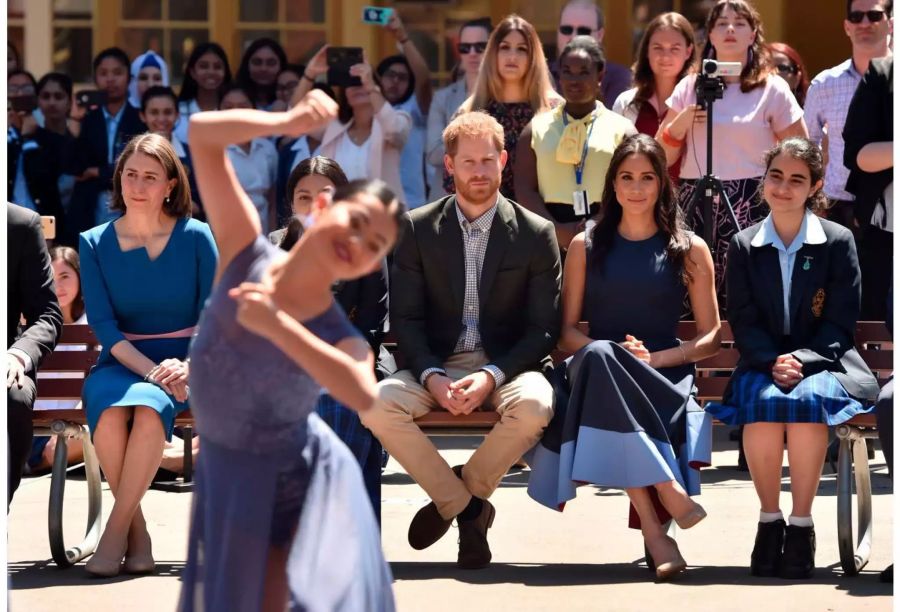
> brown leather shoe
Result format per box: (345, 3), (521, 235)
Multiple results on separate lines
(457, 499), (496, 570)
(407, 465), (465, 550)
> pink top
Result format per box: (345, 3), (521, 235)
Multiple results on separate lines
(667, 74), (804, 181)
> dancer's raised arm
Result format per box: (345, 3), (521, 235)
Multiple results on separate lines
(188, 90), (338, 272)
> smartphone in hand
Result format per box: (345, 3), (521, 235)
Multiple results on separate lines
(326, 47), (364, 88)
(362, 6), (393, 25)
(9, 95), (37, 114)
(75, 89), (108, 110)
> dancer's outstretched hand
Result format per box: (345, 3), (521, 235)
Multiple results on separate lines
(284, 89), (338, 138)
(229, 282), (283, 340)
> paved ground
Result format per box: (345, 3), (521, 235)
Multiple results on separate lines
(8, 427), (894, 611)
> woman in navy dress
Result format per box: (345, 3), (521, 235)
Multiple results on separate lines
(705, 138), (880, 579)
(79, 133), (217, 576)
(182, 89), (399, 611)
(528, 134), (721, 580)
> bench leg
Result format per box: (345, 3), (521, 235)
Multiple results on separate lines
(182, 425), (193, 484)
(47, 423), (102, 568)
(836, 425), (874, 576)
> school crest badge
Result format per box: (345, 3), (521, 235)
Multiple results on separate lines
(812, 288), (825, 318)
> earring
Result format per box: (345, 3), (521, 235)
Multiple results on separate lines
(165, 195), (170, 204)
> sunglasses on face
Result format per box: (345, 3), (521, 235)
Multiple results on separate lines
(847, 9), (887, 23)
(775, 63), (798, 75)
(457, 42), (487, 55)
(559, 25), (594, 36)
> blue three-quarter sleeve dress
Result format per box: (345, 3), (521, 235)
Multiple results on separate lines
(79, 217), (218, 439)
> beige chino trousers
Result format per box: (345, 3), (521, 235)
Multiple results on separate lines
(360, 350), (554, 519)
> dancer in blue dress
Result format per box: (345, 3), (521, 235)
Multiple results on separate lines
(79, 133), (217, 577)
(181, 89), (399, 611)
(527, 134), (721, 580)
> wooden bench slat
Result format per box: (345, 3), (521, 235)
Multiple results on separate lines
(413, 411), (500, 428)
(857, 349), (894, 371)
(37, 378), (88, 399)
(58, 326), (98, 344)
(32, 409), (87, 425)
(41, 352), (99, 371)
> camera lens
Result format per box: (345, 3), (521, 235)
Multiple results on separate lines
(703, 60), (717, 75)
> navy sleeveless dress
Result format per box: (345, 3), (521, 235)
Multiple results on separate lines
(179, 235), (394, 612)
(527, 231), (713, 527)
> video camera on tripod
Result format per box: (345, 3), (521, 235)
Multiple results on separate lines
(694, 59), (742, 110)
(685, 59), (745, 253)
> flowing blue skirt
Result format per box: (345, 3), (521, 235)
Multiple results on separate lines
(527, 341), (713, 528)
(179, 413), (395, 612)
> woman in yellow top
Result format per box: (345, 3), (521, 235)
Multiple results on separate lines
(515, 36), (636, 251)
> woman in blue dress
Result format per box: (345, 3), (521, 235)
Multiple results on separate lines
(182, 89), (399, 611)
(527, 134), (721, 580)
(79, 133), (218, 577)
(705, 138), (880, 579)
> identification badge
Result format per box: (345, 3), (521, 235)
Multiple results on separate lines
(573, 190), (589, 217)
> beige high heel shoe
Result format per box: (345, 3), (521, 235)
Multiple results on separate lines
(648, 535), (687, 581)
(674, 501), (707, 530)
(85, 546), (126, 578)
(123, 529), (156, 574)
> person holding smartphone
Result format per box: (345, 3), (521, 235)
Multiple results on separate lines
(374, 11), (433, 209)
(7, 69), (71, 245)
(291, 45), (412, 205)
(69, 47), (147, 236)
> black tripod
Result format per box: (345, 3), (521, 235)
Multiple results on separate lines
(684, 73), (741, 255)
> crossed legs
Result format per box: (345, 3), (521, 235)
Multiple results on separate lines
(87, 405), (165, 575)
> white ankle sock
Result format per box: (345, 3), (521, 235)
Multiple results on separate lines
(759, 510), (784, 523)
(789, 515), (814, 527)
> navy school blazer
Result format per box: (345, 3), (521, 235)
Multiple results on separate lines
(68, 103), (146, 235)
(725, 216), (880, 403)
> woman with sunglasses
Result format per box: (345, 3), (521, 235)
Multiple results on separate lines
(425, 18), (492, 200)
(442, 15), (562, 201)
(768, 43), (810, 107)
(657, 0), (807, 308)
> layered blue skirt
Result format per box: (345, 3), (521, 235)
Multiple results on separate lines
(527, 341), (713, 528)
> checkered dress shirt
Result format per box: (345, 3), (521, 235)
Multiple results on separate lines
(804, 59), (863, 201)
(419, 201), (506, 388)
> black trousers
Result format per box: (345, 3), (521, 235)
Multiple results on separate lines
(877, 378), (893, 479)
(858, 224), (893, 321)
(8, 375), (35, 506)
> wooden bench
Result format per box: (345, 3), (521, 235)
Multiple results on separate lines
(34, 322), (890, 573)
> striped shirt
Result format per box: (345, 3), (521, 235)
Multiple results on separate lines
(804, 59), (864, 201)
(419, 200), (506, 388)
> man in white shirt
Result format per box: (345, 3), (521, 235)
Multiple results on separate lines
(803, 0), (892, 232)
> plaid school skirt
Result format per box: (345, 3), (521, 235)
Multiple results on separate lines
(705, 369), (872, 426)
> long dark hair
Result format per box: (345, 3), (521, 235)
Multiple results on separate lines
(281, 179), (406, 250)
(178, 42), (232, 104)
(762, 137), (827, 212)
(702, 0), (772, 93)
(236, 37), (287, 107)
(50, 246), (85, 323)
(630, 13), (696, 112)
(590, 134), (693, 284)
(280, 156), (351, 250)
